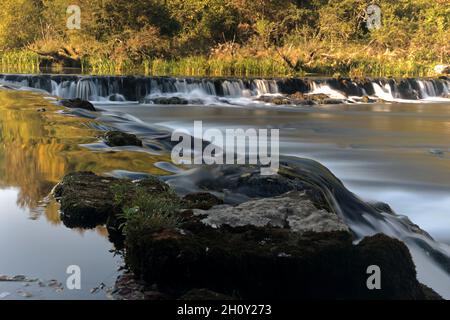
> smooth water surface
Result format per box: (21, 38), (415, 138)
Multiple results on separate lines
(98, 102), (450, 244)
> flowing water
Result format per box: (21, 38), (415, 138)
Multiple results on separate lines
(0, 74), (449, 299)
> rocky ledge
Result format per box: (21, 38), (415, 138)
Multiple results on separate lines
(52, 171), (442, 300)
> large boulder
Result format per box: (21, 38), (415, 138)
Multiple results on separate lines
(124, 190), (440, 299)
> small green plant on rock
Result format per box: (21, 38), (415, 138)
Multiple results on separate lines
(118, 188), (181, 237)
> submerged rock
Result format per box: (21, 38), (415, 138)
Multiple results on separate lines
(103, 131), (143, 147)
(60, 98), (96, 111)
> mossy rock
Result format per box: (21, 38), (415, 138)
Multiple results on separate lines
(53, 172), (177, 229)
(181, 192), (224, 210)
(60, 98), (96, 111)
(349, 234), (437, 300)
(126, 214), (441, 299)
(53, 172), (118, 228)
(103, 131), (143, 147)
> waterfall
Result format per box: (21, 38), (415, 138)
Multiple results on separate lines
(371, 82), (395, 101)
(0, 73), (448, 105)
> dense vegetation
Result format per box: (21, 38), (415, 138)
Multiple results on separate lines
(0, 0), (448, 76)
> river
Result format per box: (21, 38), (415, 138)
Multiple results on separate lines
(0, 74), (449, 299)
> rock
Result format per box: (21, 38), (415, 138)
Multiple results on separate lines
(420, 284), (443, 300)
(322, 98), (346, 104)
(112, 272), (151, 300)
(53, 172), (175, 228)
(103, 131), (143, 147)
(147, 97), (189, 105)
(361, 95), (371, 103)
(53, 172), (119, 228)
(371, 201), (395, 215)
(307, 93), (333, 102)
(179, 289), (235, 300)
(350, 234), (440, 299)
(257, 95), (292, 105)
(0, 275), (36, 282)
(181, 192), (224, 210)
(429, 148), (444, 157)
(289, 92), (306, 100)
(60, 98), (96, 111)
(125, 210), (354, 299)
(108, 94), (125, 102)
(192, 191), (349, 234)
(195, 164), (333, 212)
(434, 64), (450, 75)
(125, 207), (440, 299)
(120, 163), (441, 300)
(18, 291), (33, 298)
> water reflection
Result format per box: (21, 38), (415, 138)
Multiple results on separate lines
(0, 90), (168, 219)
(0, 90), (169, 299)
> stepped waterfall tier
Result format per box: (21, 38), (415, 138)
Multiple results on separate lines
(0, 74), (448, 103)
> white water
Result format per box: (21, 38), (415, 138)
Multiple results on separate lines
(1, 74), (449, 106)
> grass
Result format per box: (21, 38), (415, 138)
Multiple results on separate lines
(0, 50), (41, 74)
(111, 183), (181, 237)
(0, 48), (440, 78)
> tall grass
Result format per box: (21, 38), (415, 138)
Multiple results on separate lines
(0, 49), (437, 78)
(0, 51), (41, 74)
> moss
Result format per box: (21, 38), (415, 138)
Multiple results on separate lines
(125, 213), (442, 299)
(125, 203), (356, 298)
(181, 192), (224, 210)
(54, 171), (177, 229)
(103, 131), (143, 147)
